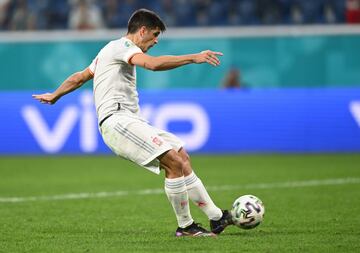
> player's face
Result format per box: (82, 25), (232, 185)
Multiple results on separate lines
(141, 27), (160, 52)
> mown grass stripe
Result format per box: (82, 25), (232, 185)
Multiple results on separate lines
(0, 177), (359, 203)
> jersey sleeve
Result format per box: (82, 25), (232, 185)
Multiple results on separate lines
(113, 39), (143, 64)
(88, 57), (98, 76)
(123, 46), (142, 64)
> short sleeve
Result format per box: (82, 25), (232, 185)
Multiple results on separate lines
(88, 57), (98, 76)
(123, 46), (142, 64)
(115, 39), (142, 63)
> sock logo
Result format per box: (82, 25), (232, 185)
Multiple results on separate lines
(180, 200), (188, 208)
(197, 201), (207, 207)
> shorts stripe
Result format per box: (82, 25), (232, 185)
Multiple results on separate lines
(115, 124), (156, 153)
(114, 124), (155, 154)
(114, 125), (154, 154)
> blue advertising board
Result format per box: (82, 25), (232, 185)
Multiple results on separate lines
(0, 89), (360, 154)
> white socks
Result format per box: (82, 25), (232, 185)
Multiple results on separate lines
(164, 172), (222, 228)
(164, 176), (194, 228)
(184, 172), (223, 221)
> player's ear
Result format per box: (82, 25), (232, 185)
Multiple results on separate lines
(139, 26), (147, 37)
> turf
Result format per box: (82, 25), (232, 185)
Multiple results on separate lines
(0, 154), (359, 253)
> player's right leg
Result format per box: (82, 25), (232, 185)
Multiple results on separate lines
(159, 150), (215, 237)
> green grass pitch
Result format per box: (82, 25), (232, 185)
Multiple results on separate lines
(1, 154), (360, 252)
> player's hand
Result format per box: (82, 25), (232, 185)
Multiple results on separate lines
(194, 50), (223, 66)
(32, 93), (59, 105)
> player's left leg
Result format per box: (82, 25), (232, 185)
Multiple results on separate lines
(159, 150), (215, 237)
(178, 148), (233, 233)
(178, 148), (222, 220)
(157, 128), (232, 234)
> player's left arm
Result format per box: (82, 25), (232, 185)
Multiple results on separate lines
(129, 50), (223, 71)
(32, 67), (93, 105)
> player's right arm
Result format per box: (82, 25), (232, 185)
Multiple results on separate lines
(32, 67), (93, 105)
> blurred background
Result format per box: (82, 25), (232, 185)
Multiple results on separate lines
(0, 0), (357, 30)
(0, 0), (360, 154)
(1, 3), (360, 251)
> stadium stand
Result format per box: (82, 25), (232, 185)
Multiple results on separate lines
(0, 0), (356, 31)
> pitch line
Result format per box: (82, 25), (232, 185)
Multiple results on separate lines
(0, 177), (359, 204)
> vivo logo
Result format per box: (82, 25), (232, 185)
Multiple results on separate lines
(21, 91), (210, 153)
(21, 91), (97, 153)
(350, 101), (360, 128)
(141, 103), (210, 151)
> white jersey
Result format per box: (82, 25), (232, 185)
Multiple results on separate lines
(88, 37), (143, 124)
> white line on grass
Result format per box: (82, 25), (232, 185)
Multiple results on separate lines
(1, 177), (359, 203)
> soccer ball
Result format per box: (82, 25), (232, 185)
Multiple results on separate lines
(231, 194), (265, 229)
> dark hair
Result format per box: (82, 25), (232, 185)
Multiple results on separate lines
(127, 9), (166, 34)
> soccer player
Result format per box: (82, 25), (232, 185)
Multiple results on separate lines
(33, 9), (233, 237)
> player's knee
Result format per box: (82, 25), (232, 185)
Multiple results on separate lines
(167, 153), (185, 175)
(178, 148), (192, 176)
(179, 149), (190, 164)
(160, 150), (185, 178)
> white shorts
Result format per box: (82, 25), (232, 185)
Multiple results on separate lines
(100, 113), (184, 174)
